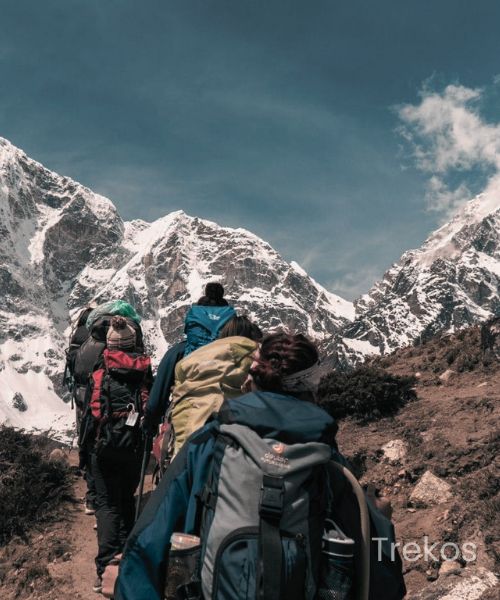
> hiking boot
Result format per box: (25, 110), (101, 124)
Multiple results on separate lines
(85, 502), (96, 515)
(92, 576), (102, 593)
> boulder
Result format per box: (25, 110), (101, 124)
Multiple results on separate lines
(408, 566), (498, 599)
(410, 471), (453, 506)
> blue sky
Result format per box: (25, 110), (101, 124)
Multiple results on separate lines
(1, 1), (500, 299)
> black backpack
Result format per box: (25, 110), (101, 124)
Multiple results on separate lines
(89, 348), (153, 461)
(71, 314), (144, 407)
(63, 307), (94, 402)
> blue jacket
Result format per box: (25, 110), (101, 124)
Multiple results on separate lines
(115, 392), (401, 600)
(144, 340), (186, 430)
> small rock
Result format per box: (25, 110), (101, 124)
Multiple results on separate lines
(439, 560), (462, 577)
(381, 439), (407, 463)
(398, 469), (407, 478)
(439, 369), (456, 383)
(48, 448), (68, 464)
(477, 381), (488, 388)
(410, 470), (453, 506)
(415, 371), (422, 379)
(437, 509), (450, 522)
(407, 508), (416, 513)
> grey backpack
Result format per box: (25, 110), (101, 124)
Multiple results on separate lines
(197, 423), (333, 600)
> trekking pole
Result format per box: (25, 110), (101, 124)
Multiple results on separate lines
(135, 433), (152, 522)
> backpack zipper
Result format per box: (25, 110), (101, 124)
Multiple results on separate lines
(212, 527), (258, 597)
(211, 528), (307, 597)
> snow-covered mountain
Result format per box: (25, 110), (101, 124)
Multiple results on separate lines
(342, 193), (500, 359)
(2, 135), (499, 435)
(0, 137), (353, 435)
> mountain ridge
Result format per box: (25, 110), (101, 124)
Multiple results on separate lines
(0, 137), (353, 434)
(1, 135), (499, 435)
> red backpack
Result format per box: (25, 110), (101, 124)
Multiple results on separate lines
(90, 349), (152, 460)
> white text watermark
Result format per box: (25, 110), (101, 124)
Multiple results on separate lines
(374, 536), (477, 563)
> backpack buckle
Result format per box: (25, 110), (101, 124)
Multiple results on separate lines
(259, 476), (284, 520)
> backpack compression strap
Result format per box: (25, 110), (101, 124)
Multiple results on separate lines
(258, 475), (285, 600)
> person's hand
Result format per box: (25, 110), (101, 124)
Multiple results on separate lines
(366, 484), (393, 519)
(141, 415), (156, 438)
(102, 554), (122, 598)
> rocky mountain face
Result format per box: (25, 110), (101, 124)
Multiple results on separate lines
(341, 194), (500, 361)
(0, 138), (124, 435)
(0, 137), (353, 434)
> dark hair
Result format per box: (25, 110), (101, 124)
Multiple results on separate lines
(196, 282), (229, 307)
(218, 316), (263, 342)
(251, 332), (319, 393)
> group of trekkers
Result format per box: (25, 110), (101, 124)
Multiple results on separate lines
(64, 282), (407, 600)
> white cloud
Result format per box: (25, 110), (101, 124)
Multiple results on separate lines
(425, 176), (472, 214)
(329, 264), (385, 301)
(397, 83), (500, 216)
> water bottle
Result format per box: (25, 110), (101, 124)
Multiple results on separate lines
(317, 521), (355, 600)
(164, 533), (201, 600)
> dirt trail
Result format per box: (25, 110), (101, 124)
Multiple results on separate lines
(48, 455), (101, 600)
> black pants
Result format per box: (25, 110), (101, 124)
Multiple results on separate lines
(84, 457), (97, 508)
(76, 406), (97, 509)
(92, 452), (141, 576)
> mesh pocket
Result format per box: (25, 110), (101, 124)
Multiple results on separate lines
(317, 556), (353, 600)
(165, 546), (201, 600)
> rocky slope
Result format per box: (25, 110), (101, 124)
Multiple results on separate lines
(342, 194), (500, 361)
(337, 325), (499, 599)
(0, 137), (353, 434)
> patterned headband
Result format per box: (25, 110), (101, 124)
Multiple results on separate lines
(281, 361), (322, 393)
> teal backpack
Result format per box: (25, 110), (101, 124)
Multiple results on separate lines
(183, 305), (236, 356)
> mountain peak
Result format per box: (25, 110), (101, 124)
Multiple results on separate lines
(411, 193), (500, 268)
(341, 191), (500, 359)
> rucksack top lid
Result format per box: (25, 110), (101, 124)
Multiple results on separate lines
(103, 348), (151, 372)
(219, 423), (332, 477)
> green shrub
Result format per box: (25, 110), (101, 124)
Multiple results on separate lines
(318, 366), (417, 422)
(0, 427), (73, 544)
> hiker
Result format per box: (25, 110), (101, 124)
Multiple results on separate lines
(183, 281), (235, 356)
(71, 302), (144, 516)
(143, 282), (236, 434)
(64, 304), (95, 431)
(109, 332), (406, 600)
(78, 311), (153, 594)
(160, 315), (263, 465)
(63, 304), (97, 514)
